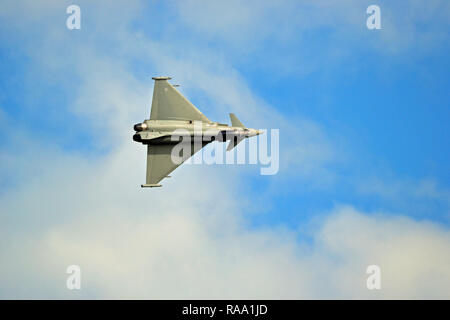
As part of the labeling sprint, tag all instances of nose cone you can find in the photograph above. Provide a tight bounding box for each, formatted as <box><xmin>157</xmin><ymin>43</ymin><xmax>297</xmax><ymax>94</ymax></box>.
<box><xmin>247</xmin><ymin>128</ymin><xmax>263</xmax><ymax>137</ymax></box>
<box><xmin>251</xmin><ymin>129</ymin><xmax>264</xmax><ymax>136</ymax></box>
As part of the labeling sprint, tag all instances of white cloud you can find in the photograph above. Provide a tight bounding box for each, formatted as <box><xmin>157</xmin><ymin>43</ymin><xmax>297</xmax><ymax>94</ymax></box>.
<box><xmin>357</xmin><ymin>175</ymin><xmax>450</xmax><ymax>222</ymax></box>
<box><xmin>0</xmin><ymin>0</ymin><xmax>339</xmax><ymax>183</ymax></box>
<box><xmin>1</xmin><ymin>154</ymin><xmax>449</xmax><ymax>299</ymax></box>
<box><xmin>170</xmin><ymin>0</ymin><xmax>450</xmax><ymax>71</ymax></box>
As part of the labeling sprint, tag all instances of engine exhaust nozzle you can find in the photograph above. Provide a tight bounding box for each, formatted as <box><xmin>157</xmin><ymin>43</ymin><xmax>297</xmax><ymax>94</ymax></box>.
<box><xmin>134</xmin><ymin>122</ymin><xmax>148</xmax><ymax>132</ymax></box>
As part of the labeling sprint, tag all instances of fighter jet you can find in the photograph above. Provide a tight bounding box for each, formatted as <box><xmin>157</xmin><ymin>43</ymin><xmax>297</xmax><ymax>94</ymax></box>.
<box><xmin>133</xmin><ymin>76</ymin><xmax>262</xmax><ymax>187</ymax></box>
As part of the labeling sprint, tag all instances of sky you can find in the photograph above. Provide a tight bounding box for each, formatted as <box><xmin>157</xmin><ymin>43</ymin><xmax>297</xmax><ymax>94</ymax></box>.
<box><xmin>0</xmin><ymin>0</ymin><xmax>449</xmax><ymax>299</ymax></box>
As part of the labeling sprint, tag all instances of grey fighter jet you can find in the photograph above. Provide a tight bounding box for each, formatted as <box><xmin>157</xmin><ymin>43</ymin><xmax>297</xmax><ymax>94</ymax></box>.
<box><xmin>133</xmin><ymin>77</ymin><xmax>261</xmax><ymax>188</ymax></box>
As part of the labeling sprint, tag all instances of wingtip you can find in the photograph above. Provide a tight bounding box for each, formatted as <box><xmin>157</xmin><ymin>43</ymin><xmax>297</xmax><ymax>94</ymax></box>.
<box><xmin>152</xmin><ymin>76</ymin><xmax>172</xmax><ymax>81</ymax></box>
<box><xmin>141</xmin><ymin>184</ymin><xmax>163</xmax><ymax>188</ymax></box>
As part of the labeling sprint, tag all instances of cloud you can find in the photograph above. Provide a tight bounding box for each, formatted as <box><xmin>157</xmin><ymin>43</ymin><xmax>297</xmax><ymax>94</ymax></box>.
<box><xmin>315</xmin><ymin>207</ymin><xmax>450</xmax><ymax>298</ymax></box>
<box><xmin>1</xmin><ymin>153</ymin><xmax>449</xmax><ymax>299</ymax></box>
<box><xmin>357</xmin><ymin>176</ymin><xmax>450</xmax><ymax>222</ymax></box>
<box><xmin>360</xmin><ymin>177</ymin><xmax>450</xmax><ymax>202</ymax></box>
<box><xmin>0</xmin><ymin>0</ymin><xmax>340</xmax><ymax>184</ymax></box>
<box><xmin>168</xmin><ymin>0</ymin><xmax>450</xmax><ymax>75</ymax></box>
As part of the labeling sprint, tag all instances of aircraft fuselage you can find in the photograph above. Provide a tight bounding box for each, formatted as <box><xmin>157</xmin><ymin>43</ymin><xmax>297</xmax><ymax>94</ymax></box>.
<box><xmin>133</xmin><ymin>120</ymin><xmax>261</xmax><ymax>145</ymax></box>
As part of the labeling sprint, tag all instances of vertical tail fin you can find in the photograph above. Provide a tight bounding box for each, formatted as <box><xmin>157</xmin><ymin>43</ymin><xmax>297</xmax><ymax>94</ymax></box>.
<box><xmin>229</xmin><ymin>113</ymin><xmax>244</xmax><ymax>128</ymax></box>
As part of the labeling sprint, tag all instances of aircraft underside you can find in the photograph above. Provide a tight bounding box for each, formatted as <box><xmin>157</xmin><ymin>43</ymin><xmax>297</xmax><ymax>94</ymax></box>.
<box><xmin>133</xmin><ymin>77</ymin><xmax>260</xmax><ymax>187</ymax></box>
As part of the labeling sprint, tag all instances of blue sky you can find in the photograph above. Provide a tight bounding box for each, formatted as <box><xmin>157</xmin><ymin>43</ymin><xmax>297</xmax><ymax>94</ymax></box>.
<box><xmin>0</xmin><ymin>0</ymin><xmax>449</xmax><ymax>299</ymax></box>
